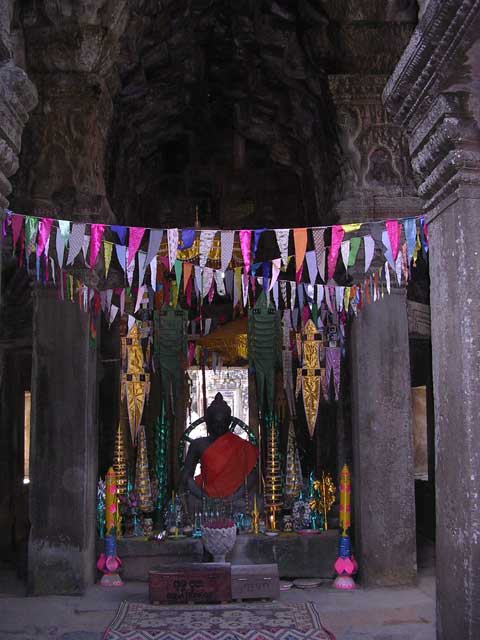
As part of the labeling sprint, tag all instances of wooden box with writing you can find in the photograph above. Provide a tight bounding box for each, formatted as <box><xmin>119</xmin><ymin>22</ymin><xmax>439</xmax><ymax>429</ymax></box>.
<box><xmin>231</xmin><ymin>564</ymin><xmax>280</xmax><ymax>600</ymax></box>
<box><xmin>149</xmin><ymin>563</ymin><xmax>232</xmax><ymax>604</ymax></box>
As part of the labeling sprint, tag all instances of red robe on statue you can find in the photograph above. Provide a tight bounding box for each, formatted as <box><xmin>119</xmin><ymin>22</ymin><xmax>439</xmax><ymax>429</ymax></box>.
<box><xmin>195</xmin><ymin>432</ymin><xmax>258</xmax><ymax>498</ymax></box>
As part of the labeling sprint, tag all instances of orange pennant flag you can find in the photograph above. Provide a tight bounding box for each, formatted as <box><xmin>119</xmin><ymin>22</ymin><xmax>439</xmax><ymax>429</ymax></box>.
<box><xmin>293</xmin><ymin>228</ymin><xmax>308</xmax><ymax>279</ymax></box>
<box><xmin>183</xmin><ymin>262</ymin><xmax>193</xmax><ymax>293</ymax></box>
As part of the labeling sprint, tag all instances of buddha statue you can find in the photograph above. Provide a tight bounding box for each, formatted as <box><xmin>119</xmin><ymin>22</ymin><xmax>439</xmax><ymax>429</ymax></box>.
<box><xmin>180</xmin><ymin>393</ymin><xmax>258</xmax><ymax>503</ymax></box>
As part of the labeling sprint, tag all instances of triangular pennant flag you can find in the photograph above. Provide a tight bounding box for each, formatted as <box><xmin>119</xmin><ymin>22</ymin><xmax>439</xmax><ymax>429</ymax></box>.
<box><xmin>382</xmin><ymin>230</ymin><xmax>395</xmax><ymax>271</ymax></box>
<box><xmin>274</xmin><ymin>229</ymin><xmax>290</xmax><ymax>268</ymax></box>
<box><xmin>183</xmin><ymin>262</ymin><xmax>193</xmax><ymax>294</ymax></box>
<box><xmin>167</xmin><ymin>228</ymin><xmax>179</xmax><ymax>271</ymax></box>
<box><xmin>127</xmin><ymin>227</ymin><xmax>145</xmax><ymax>267</ymax></box>
<box><xmin>253</xmin><ymin>229</ymin><xmax>266</xmax><ymax>259</ymax></box>
<box><xmin>404</xmin><ymin>218</ymin><xmax>417</xmax><ymax>262</ymax></box>
<box><xmin>221</xmin><ymin>230</ymin><xmax>235</xmax><ymax>271</ymax></box>
<box><xmin>364</xmin><ymin>235</ymin><xmax>375</xmax><ymax>272</ymax></box>
<box><xmin>316</xmin><ymin>284</ymin><xmax>324</xmax><ymax>307</ymax></box>
<box><xmin>106</xmin><ymin>289</ymin><xmax>113</xmax><ymax>311</ymax></box>
<box><xmin>348</xmin><ymin>237</ymin><xmax>361</xmax><ymax>267</ymax></box>
<box><xmin>11</xmin><ymin>215</ymin><xmax>24</xmax><ymax>249</ymax></box>
<box><xmin>104</xmin><ymin>241</ymin><xmax>113</xmax><ymax>278</ymax></box>
<box><xmin>58</xmin><ymin>220</ymin><xmax>70</xmax><ymax>242</ymax></box>
<box><xmin>225</xmin><ymin>269</ymin><xmax>234</xmax><ymax>296</ymax></box>
<box><xmin>199</xmin><ymin>229</ymin><xmax>217</xmax><ymax>268</ymax></box>
<box><xmin>56</xmin><ymin>228</ymin><xmax>66</xmax><ymax>268</ymax></box>
<box><xmin>242</xmin><ymin>273</ymin><xmax>249</xmax><ymax>307</ymax></box>
<box><xmin>111</xmin><ymin>226</ymin><xmax>127</xmax><ymax>244</ymax></box>
<box><xmin>66</xmin><ymin>223</ymin><xmax>85</xmax><ymax>265</ymax></box>
<box><xmin>127</xmin><ymin>258</ymin><xmax>135</xmax><ymax>286</ymax></box>
<box><xmin>194</xmin><ymin>266</ymin><xmax>202</xmax><ymax>296</ymax></box>
<box><xmin>325</xmin><ymin>285</ymin><xmax>334</xmax><ymax>313</ymax></box>
<box><xmin>312</xmin><ymin>228</ymin><xmax>326</xmax><ymax>282</ymax></box>
<box><xmin>385</xmin><ymin>261</ymin><xmax>391</xmax><ymax>294</ymax></box>
<box><xmin>36</xmin><ymin>218</ymin><xmax>53</xmax><ymax>257</ymax></box>
<box><xmin>335</xmin><ymin>286</ymin><xmax>345</xmax><ymax>312</ymax></box>
<box><xmin>273</xmin><ymin>281</ymin><xmax>279</xmax><ymax>309</ymax></box>
<box><xmin>290</xmin><ymin>282</ymin><xmax>297</xmax><ymax>310</ymax></box>
<box><xmin>89</xmin><ymin>224</ymin><xmax>105</xmax><ymax>269</ymax></box>
<box><xmin>280</xmin><ymin>280</ymin><xmax>287</xmax><ymax>307</ymax></box>
<box><xmin>135</xmin><ymin>285</ymin><xmax>146</xmax><ymax>313</ymax></box>
<box><xmin>150</xmin><ymin>256</ymin><xmax>157</xmax><ymax>290</ymax></box>
<box><xmin>145</xmin><ymin>228</ymin><xmax>163</xmax><ymax>266</ymax></box>
<box><xmin>180</xmin><ymin>228</ymin><xmax>195</xmax><ymax>250</ymax></box>
<box><xmin>120</xmin><ymin>289</ymin><xmax>126</xmax><ymax>315</ymax></box>
<box><xmin>233</xmin><ymin>268</ymin><xmax>241</xmax><ymax>307</ymax></box>
<box><xmin>137</xmin><ymin>251</ymin><xmax>148</xmax><ymax>285</ymax></box>
<box><xmin>328</xmin><ymin>226</ymin><xmax>344</xmax><ymax>281</ymax></box>
<box><xmin>25</xmin><ymin>216</ymin><xmax>38</xmax><ymax>257</ymax></box>
<box><xmin>174</xmin><ymin>259</ymin><xmax>183</xmax><ymax>290</ymax></box>
<box><xmin>239</xmin><ymin>230</ymin><xmax>252</xmax><ymax>274</ymax></box>
<box><xmin>115</xmin><ymin>244</ymin><xmax>126</xmax><ymax>272</ymax></box>
<box><xmin>395</xmin><ymin>251</ymin><xmax>403</xmax><ymax>285</ymax></box>
<box><xmin>82</xmin><ymin>234</ymin><xmax>90</xmax><ymax>261</ymax></box>
<box><xmin>385</xmin><ymin>220</ymin><xmax>400</xmax><ymax>262</ymax></box>
<box><xmin>344</xmin><ymin>286</ymin><xmax>350</xmax><ymax>312</ymax></box>
<box><xmin>269</xmin><ymin>258</ymin><xmax>281</xmax><ymax>291</ymax></box>
<box><xmin>109</xmin><ymin>304</ymin><xmax>119</xmax><ymax>325</ymax></box>
<box><xmin>305</xmin><ymin>251</ymin><xmax>318</xmax><ymax>285</ymax></box>
<box><xmin>341</xmin><ymin>240</ymin><xmax>350</xmax><ymax>271</ymax></box>
<box><xmin>293</xmin><ymin>228</ymin><xmax>308</xmax><ymax>281</ymax></box>
<box><xmin>127</xmin><ymin>314</ymin><xmax>136</xmax><ymax>334</ymax></box>
<box><xmin>214</xmin><ymin>270</ymin><xmax>226</xmax><ymax>296</ymax></box>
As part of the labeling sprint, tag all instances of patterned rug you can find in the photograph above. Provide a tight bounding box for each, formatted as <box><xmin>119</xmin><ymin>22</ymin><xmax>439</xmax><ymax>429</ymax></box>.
<box><xmin>103</xmin><ymin>601</ymin><xmax>336</xmax><ymax>640</ymax></box>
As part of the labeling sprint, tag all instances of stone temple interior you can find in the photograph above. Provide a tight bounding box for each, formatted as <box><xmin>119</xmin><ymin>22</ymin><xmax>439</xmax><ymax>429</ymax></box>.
<box><xmin>0</xmin><ymin>2</ymin><xmax>479</xmax><ymax>639</ymax></box>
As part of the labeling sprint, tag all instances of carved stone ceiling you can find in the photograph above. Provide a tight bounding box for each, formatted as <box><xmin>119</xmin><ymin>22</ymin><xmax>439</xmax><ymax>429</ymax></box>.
<box><xmin>9</xmin><ymin>0</ymin><xmax>419</xmax><ymax>229</ymax></box>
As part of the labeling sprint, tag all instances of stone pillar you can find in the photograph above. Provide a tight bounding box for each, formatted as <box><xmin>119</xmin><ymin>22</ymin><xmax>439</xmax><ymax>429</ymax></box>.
<box><xmin>28</xmin><ymin>288</ymin><xmax>98</xmax><ymax>595</ymax></box>
<box><xmin>384</xmin><ymin>2</ymin><xmax>480</xmax><ymax>637</ymax></box>
<box><xmin>350</xmin><ymin>290</ymin><xmax>416</xmax><ymax>587</ymax></box>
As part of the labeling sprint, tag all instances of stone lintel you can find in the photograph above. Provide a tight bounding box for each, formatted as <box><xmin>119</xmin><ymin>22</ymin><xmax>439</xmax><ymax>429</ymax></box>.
<box><xmin>383</xmin><ymin>0</ymin><xmax>480</xmax><ymax>127</ymax></box>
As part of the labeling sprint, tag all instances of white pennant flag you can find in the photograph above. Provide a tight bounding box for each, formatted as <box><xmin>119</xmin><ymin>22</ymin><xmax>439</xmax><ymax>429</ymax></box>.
<box><xmin>150</xmin><ymin>257</ymin><xmax>157</xmax><ymax>290</ymax></box>
<box><xmin>385</xmin><ymin>262</ymin><xmax>391</xmax><ymax>294</ymax></box>
<box><xmin>194</xmin><ymin>266</ymin><xmax>203</xmax><ymax>295</ymax></box>
<box><xmin>364</xmin><ymin>235</ymin><xmax>375</xmax><ymax>272</ymax></box>
<box><xmin>214</xmin><ymin>270</ymin><xmax>226</xmax><ymax>296</ymax></box>
<box><xmin>167</xmin><ymin>228</ymin><xmax>178</xmax><ymax>271</ymax></box>
<box><xmin>221</xmin><ymin>230</ymin><xmax>235</xmax><ymax>271</ymax></box>
<box><xmin>290</xmin><ymin>282</ymin><xmax>297</xmax><ymax>310</ymax></box>
<box><xmin>199</xmin><ymin>230</ymin><xmax>217</xmax><ymax>268</ymax></box>
<box><xmin>275</xmin><ymin>229</ymin><xmax>290</xmax><ymax>267</ymax></box>
<box><xmin>336</xmin><ymin>286</ymin><xmax>345</xmax><ymax>312</ymax></box>
<box><xmin>127</xmin><ymin>314</ymin><xmax>136</xmax><ymax>334</ymax></box>
<box><xmin>242</xmin><ymin>274</ymin><xmax>249</xmax><ymax>308</ymax></box>
<box><xmin>109</xmin><ymin>304</ymin><xmax>119</xmax><ymax>325</ymax></box>
<box><xmin>395</xmin><ymin>251</ymin><xmax>403</xmax><ymax>285</ymax></box>
<box><xmin>341</xmin><ymin>240</ymin><xmax>350</xmax><ymax>271</ymax></box>
<box><xmin>202</xmin><ymin>267</ymin><xmax>214</xmax><ymax>299</ymax></box>
<box><xmin>106</xmin><ymin>289</ymin><xmax>113</xmax><ymax>311</ymax></box>
<box><xmin>127</xmin><ymin>258</ymin><xmax>135</xmax><ymax>286</ymax></box>
<box><xmin>316</xmin><ymin>284</ymin><xmax>324</xmax><ymax>307</ymax></box>
<box><xmin>135</xmin><ymin>285</ymin><xmax>146</xmax><ymax>313</ymax></box>
<box><xmin>56</xmin><ymin>229</ymin><xmax>66</xmax><ymax>268</ymax></box>
<box><xmin>82</xmin><ymin>234</ymin><xmax>90</xmax><ymax>261</ymax></box>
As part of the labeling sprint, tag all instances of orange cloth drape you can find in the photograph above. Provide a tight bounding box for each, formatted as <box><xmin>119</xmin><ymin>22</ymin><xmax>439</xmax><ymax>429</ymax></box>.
<box><xmin>195</xmin><ymin>432</ymin><xmax>258</xmax><ymax>498</ymax></box>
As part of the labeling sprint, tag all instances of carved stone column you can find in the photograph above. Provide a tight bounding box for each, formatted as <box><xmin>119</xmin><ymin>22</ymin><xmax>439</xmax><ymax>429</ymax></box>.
<box><xmin>350</xmin><ymin>290</ymin><xmax>417</xmax><ymax>587</ymax></box>
<box><xmin>384</xmin><ymin>2</ymin><xmax>480</xmax><ymax>637</ymax></box>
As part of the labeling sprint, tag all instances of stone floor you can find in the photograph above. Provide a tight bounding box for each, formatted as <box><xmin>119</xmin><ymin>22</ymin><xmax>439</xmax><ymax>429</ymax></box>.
<box><xmin>0</xmin><ymin>566</ymin><xmax>435</xmax><ymax>640</ymax></box>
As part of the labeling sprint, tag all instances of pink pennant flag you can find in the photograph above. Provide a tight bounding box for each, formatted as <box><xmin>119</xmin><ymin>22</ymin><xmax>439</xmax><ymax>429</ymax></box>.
<box><xmin>328</xmin><ymin>226</ymin><xmax>344</xmax><ymax>281</ymax></box>
<box><xmin>293</xmin><ymin>228</ymin><xmax>308</xmax><ymax>282</ymax></box>
<box><xmin>89</xmin><ymin>224</ymin><xmax>106</xmax><ymax>269</ymax></box>
<box><xmin>127</xmin><ymin>227</ymin><xmax>145</xmax><ymax>267</ymax></box>
<box><xmin>11</xmin><ymin>215</ymin><xmax>24</xmax><ymax>249</ymax></box>
<box><xmin>36</xmin><ymin>218</ymin><xmax>53</xmax><ymax>257</ymax></box>
<box><xmin>239</xmin><ymin>230</ymin><xmax>252</xmax><ymax>274</ymax></box>
<box><xmin>385</xmin><ymin>220</ymin><xmax>400</xmax><ymax>262</ymax></box>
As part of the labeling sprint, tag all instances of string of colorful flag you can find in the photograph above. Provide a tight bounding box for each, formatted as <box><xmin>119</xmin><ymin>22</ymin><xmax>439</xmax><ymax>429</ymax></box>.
<box><xmin>2</xmin><ymin>210</ymin><xmax>428</xmax><ymax>325</ymax></box>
